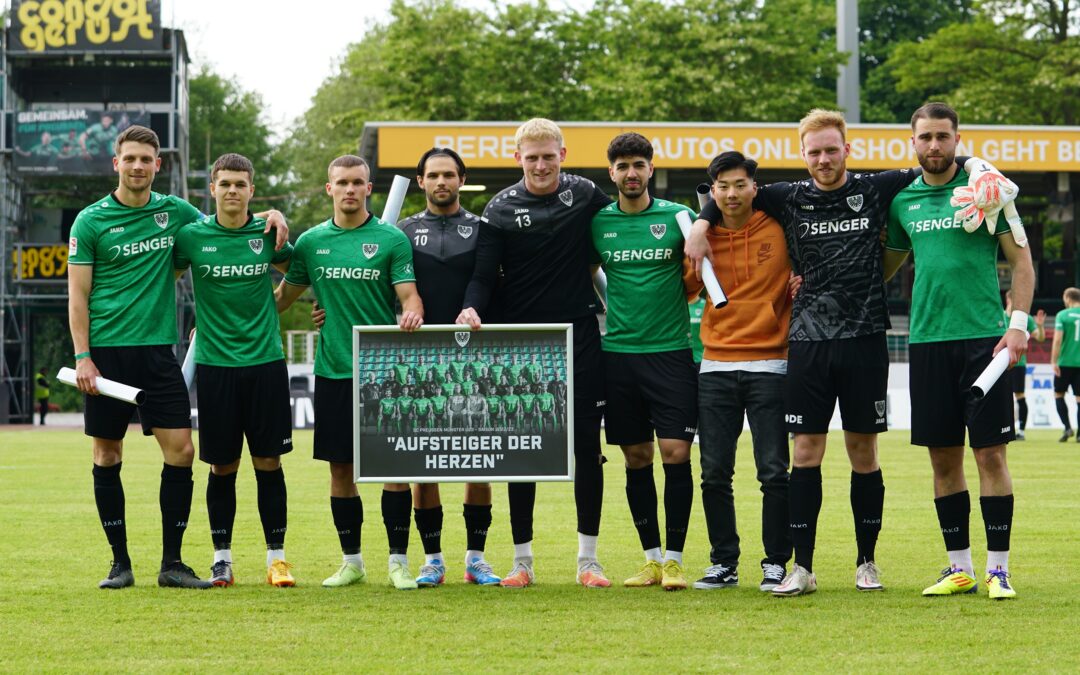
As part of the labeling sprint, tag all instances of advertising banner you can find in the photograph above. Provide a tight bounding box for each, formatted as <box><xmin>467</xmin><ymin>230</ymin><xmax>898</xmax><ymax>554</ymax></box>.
<box><xmin>354</xmin><ymin>325</ymin><xmax>573</xmax><ymax>483</ymax></box>
<box><xmin>9</xmin><ymin>0</ymin><xmax>162</xmax><ymax>53</ymax></box>
<box><xmin>14</xmin><ymin>109</ymin><xmax>149</xmax><ymax>175</ymax></box>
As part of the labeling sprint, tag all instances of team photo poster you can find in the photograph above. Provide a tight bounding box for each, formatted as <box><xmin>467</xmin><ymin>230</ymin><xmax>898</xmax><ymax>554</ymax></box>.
<box><xmin>353</xmin><ymin>324</ymin><xmax>573</xmax><ymax>483</ymax></box>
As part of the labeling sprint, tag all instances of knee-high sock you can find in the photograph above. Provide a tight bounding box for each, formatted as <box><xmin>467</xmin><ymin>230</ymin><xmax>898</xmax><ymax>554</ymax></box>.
<box><xmin>93</xmin><ymin>463</ymin><xmax>129</xmax><ymax>565</ymax></box>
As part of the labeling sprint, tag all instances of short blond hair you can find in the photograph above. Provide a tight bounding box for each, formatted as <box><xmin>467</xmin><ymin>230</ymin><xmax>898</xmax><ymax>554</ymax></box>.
<box><xmin>799</xmin><ymin>109</ymin><xmax>847</xmax><ymax>144</ymax></box>
<box><xmin>1065</xmin><ymin>287</ymin><xmax>1080</xmax><ymax>304</ymax></box>
<box><xmin>515</xmin><ymin>118</ymin><xmax>563</xmax><ymax>149</ymax></box>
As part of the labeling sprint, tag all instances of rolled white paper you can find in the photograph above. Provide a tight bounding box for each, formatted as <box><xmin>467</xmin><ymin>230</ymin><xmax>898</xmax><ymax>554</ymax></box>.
<box><xmin>181</xmin><ymin>332</ymin><xmax>197</xmax><ymax>388</ymax></box>
<box><xmin>676</xmin><ymin>210</ymin><xmax>728</xmax><ymax>309</ymax></box>
<box><xmin>381</xmin><ymin>175</ymin><xmax>411</xmax><ymax>226</ymax></box>
<box><xmin>57</xmin><ymin>367</ymin><xmax>146</xmax><ymax>405</ymax></box>
<box><xmin>593</xmin><ymin>267</ymin><xmax>608</xmax><ymax>306</ymax></box>
<box><xmin>696</xmin><ymin>182</ymin><xmax>712</xmax><ymax>210</ymax></box>
<box><xmin>970</xmin><ymin>349</ymin><xmax>1011</xmax><ymax>399</ymax></box>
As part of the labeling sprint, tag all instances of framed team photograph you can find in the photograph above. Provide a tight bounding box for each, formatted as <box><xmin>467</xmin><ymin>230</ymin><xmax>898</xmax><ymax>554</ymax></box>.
<box><xmin>353</xmin><ymin>324</ymin><xmax>574</xmax><ymax>483</ymax></box>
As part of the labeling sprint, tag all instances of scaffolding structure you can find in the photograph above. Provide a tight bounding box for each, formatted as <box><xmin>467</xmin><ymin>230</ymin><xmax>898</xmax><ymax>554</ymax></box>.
<box><xmin>1</xmin><ymin>9</ymin><xmax>190</xmax><ymax>423</ymax></box>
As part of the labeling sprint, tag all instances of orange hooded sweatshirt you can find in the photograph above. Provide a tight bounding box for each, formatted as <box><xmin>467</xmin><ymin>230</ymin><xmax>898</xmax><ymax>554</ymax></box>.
<box><xmin>683</xmin><ymin>209</ymin><xmax>791</xmax><ymax>362</ymax></box>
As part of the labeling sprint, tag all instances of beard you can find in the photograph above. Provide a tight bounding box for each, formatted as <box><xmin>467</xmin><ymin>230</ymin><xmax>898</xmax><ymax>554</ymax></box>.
<box><xmin>918</xmin><ymin>151</ymin><xmax>955</xmax><ymax>175</ymax></box>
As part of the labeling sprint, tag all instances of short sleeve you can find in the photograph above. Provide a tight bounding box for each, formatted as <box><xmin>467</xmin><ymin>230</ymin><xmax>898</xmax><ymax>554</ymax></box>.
<box><xmin>283</xmin><ymin>236</ymin><xmax>310</xmax><ymax>287</ymax></box>
<box><xmin>174</xmin><ymin>198</ymin><xmax>205</xmax><ymax>227</ymax></box>
<box><xmin>1055</xmin><ymin>313</ymin><xmax>1065</xmax><ymax>330</ymax></box>
<box><xmin>885</xmin><ymin>203</ymin><xmax>911</xmax><ymax>252</ymax></box>
<box><xmin>173</xmin><ymin>228</ymin><xmax>191</xmax><ymax>271</ymax></box>
<box><xmin>68</xmin><ymin>212</ymin><xmax>97</xmax><ymax>265</ymax></box>
<box><xmin>753</xmin><ymin>182</ymin><xmax>795</xmax><ymax>222</ymax></box>
<box><xmin>867</xmin><ymin>169</ymin><xmax>919</xmax><ymax>203</ymax></box>
<box><xmin>271</xmin><ymin>240</ymin><xmax>293</xmax><ymax>264</ymax></box>
<box><xmin>389</xmin><ymin>233</ymin><xmax>416</xmax><ymax>285</ymax></box>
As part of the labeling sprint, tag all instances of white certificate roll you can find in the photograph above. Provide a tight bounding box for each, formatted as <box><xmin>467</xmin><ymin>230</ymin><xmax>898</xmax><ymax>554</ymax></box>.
<box><xmin>381</xmin><ymin>175</ymin><xmax>411</xmax><ymax>226</ymax></box>
<box><xmin>970</xmin><ymin>349</ymin><xmax>1011</xmax><ymax>399</ymax></box>
<box><xmin>593</xmin><ymin>267</ymin><xmax>608</xmax><ymax>305</ymax></box>
<box><xmin>57</xmin><ymin>367</ymin><xmax>146</xmax><ymax>405</ymax></box>
<box><xmin>181</xmin><ymin>332</ymin><xmax>197</xmax><ymax>389</ymax></box>
<box><xmin>675</xmin><ymin>210</ymin><xmax>728</xmax><ymax>309</ymax></box>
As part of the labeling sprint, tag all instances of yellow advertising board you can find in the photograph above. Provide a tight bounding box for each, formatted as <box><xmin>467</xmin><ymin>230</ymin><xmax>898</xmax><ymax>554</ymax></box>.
<box><xmin>11</xmin><ymin>243</ymin><xmax>69</xmax><ymax>282</ymax></box>
<box><xmin>375</xmin><ymin>122</ymin><xmax>1080</xmax><ymax>172</ymax></box>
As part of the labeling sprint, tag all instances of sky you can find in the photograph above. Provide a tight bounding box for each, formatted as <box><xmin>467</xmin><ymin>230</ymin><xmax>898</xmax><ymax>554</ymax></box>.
<box><xmin>164</xmin><ymin>0</ymin><xmax>394</xmax><ymax>137</ymax></box>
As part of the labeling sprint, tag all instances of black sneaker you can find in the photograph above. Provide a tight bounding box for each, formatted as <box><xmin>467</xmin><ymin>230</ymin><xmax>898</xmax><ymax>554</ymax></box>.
<box><xmin>1059</xmin><ymin>428</ymin><xmax>1074</xmax><ymax>442</ymax></box>
<box><xmin>760</xmin><ymin>562</ymin><xmax>786</xmax><ymax>592</ymax></box>
<box><xmin>693</xmin><ymin>564</ymin><xmax>738</xmax><ymax>589</ymax></box>
<box><xmin>158</xmin><ymin>561</ymin><xmax>213</xmax><ymax>589</ymax></box>
<box><xmin>99</xmin><ymin>560</ymin><xmax>134</xmax><ymax>589</ymax></box>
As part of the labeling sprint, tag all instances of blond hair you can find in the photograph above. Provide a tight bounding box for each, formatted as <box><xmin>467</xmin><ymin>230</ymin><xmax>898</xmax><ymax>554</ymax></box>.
<box><xmin>515</xmin><ymin>118</ymin><xmax>563</xmax><ymax>149</ymax></box>
<box><xmin>799</xmin><ymin>109</ymin><xmax>847</xmax><ymax>144</ymax></box>
<box><xmin>1065</xmin><ymin>287</ymin><xmax>1080</xmax><ymax>304</ymax></box>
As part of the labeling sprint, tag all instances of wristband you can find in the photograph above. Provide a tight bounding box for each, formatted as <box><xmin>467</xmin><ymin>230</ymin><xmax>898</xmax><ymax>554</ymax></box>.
<box><xmin>1008</xmin><ymin>311</ymin><xmax>1030</xmax><ymax>339</ymax></box>
<box><xmin>74</xmin><ymin>351</ymin><xmax>91</xmax><ymax>361</ymax></box>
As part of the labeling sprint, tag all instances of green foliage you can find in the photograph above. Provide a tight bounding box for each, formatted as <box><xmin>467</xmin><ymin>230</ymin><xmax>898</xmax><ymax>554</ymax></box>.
<box><xmin>31</xmin><ymin>315</ymin><xmax>82</xmax><ymax>412</ymax></box>
<box><xmin>885</xmin><ymin>0</ymin><xmax>1080</xmax><ymax>125</ymax></box>
<box><xmin>1</xmin><ymin>429</ymin><xmax>1076</xmax><ymax>670</ymax></box>
<box><xmin>188</xmin><ymin>68</ymin><xmax>287</xmax><ymax>212</ymax></box>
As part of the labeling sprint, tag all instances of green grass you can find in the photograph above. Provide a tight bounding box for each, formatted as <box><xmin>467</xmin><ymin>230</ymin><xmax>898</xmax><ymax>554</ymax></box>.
<box><xmin>1</xmin><ymin>428</ymin><xmax>1077</xmax><ymax>673</ymax></box>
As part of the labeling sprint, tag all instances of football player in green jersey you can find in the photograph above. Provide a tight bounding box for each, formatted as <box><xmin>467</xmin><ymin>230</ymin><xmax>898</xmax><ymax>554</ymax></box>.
<box><xmin>1051</xmin><ymin>287</ymin><xmax>1080</xmax><ymax>440</ymax></box>
<box><xmin>68</xmin><ymin>125</ymin><xmax>286</xmax><ymax>590</ymax></box>
<box><xmin>591</xmin><ymin>132</ymin><xmax>697</xmax><ymax>590</ymax></box>
<box><xmin>884</xmin><ymin>103</ymin><xmax>1032</xmax><ymax>599</ymax></box>
<box><xmin>1004</xmin><ymin>290</ymin><xmax>1045</xmax><ymax>440</ymax></box>
<box><xmin>175</xmin><ymin>153</ymin><xmax>295</xmax><ymax>588</ymax></box>
<box><xmin>274</xmin><ymin>155</ymin><xmax>423</xmax><ymax>590</ymax></box>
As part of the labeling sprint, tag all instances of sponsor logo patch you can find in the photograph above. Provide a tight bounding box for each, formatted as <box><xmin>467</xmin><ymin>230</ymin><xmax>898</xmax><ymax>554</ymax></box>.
<box><xmin>68</xmin><ymin>237</ymin><xmax>78</xmax><ymax>256</ymax></box>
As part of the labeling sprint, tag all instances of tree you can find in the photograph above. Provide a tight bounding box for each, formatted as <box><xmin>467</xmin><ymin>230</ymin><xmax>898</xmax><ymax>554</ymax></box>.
<box><xmin>885</xmin><ymin>0</ymin><xmax>1080</xmax><ymax>125</ymax></box>
<box><xmin>188</xmin><ymin>68</ymin><xmax>287</xmax><ymax>211</ymax></box>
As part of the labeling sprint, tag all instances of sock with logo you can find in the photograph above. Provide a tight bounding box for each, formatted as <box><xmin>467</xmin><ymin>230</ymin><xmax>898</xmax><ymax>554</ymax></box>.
<box><xmin>330</xmin><ymin>495</ymin><xmax>363</xmax><ymax>555</ymax></box>
<box><xmin>1016</xmin><ymin>398</ymin><xmax>1028</xmax><ymax>431</ymax></box>
<box><xmin>414</xmin><ymin>506</ymin><xmax>443</xmax><ymax>556</ymax></box>
<box><xmin>255</xmin><ymin>467</ymin><xmax>287</xmax><ymax>550</ymax></box>
<box><xmin>788</xmin><ymin>466</ymin><xmax>822</xmax><ymax>573</ymax></box>
<box><xmin>663</xmin><ymin>461</ymin><xmax>693</xmax><ymax>556</ymax></box>
<box><xmin>934</xmin><ymin>490</ymin><xmax>972</xmax><ymax>574</ymax></box>
<box><xmin>382</xmin><ymin>489</ymin><xmax>412</xmax><ymax>555</ymax></box>
<box><xmin>1056</xmin><ymin>397</ymin><xmax>1071</xmax><ymax>430</ymax></box>
<box><xmin>463</xmin><ymin>503</ymin><xmax>492</xmax><ymax>553</ymax></box>
<box><xmin>850</xmin><ymin>469</ymin><xmax>884</xmax><ymax>566</ymax></box>
<box><xmin>625</xmin><ymin>465</ymin><xmax>661</xmax><ymax>552</ymax></box>
<box><xmin>93</xmin><ymin>463</ymin><xmax>130</xmax><ymax>566</ymax></box>
<box><xmin>160</xmin><ymin>464</ymin><xmax>193</xmax><ymax>564</ymax></box>
<box><xmin>508</xmin><ymin>482</ymin><xmax>535</xmax><ymax>545</ymax></box>
<box><xmin>206</xmin><ymin>470</ymin><xmax>238</xmax><ymax>553</ymax></box>
<box><xmin>981</xmin><ymin>494</ymin><xmax>1014</xmax><ymax>573</ymax></box>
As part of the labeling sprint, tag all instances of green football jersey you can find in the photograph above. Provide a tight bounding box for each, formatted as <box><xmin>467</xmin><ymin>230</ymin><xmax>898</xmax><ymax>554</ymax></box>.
<box><xmin>397</xmin><ymin>395</ymin><xmax>415</xmax><ymax>414</ymax></box>
<box><xmin>69</xmin><ymin>191</ymin><xmax>204</xmax><ymax>347</ymax></box>
<box><xmin>380</xmin><ymin>397</ymin><xmax>397</xmax><ymax>416</ymax></box>
<box><xmin>431</xmin><ymin>395</ymin><xmax>448</xmax><ymax>414</ymax></box>
<box><xmin>414</xmin><ymin>397</ymin><xmax>432</xmax><ymax>416</ymax></box>
<box><xmin>486</xmin><ymin>395</ymin><xmax>503</xmax><ymax>414</ymax></box>
<box><xmin>886</xmin><ymin>171</ymin><xmax>1011</xmax><ymax>344</ymax></box>
<box><xmin>174</xmin><ymin>216</ymin><xmax>291</xmax><ymax>367</ymax></box>
<box><xmin>449</xmin><ymin>361</ymin><xmax>468</xmax><ymax>383</ymax></box>
<box><xmin>469</xmin><ymin>360</ymin><xmax>487</xmax><ymax>378</ymax></box>
<box><xmin>284</xmin><ymin>216</ymin><xmax>415</xmax><ymax>379</ymax></box>
<box><xmin>520</xmin><ymin>393</ymin><xmax>537</xmax><ymax>414</ymax></box>
<box><xmin>688</xmin><ymin>298</ymin><xmax>706</xmax><ymax>363</ymax></box>
<box><xmin>441</xmin><ymin>382</ymin><xmax>457</xmax><ymax>398</ymax></box>
<box><xmin>523</xmin><ymin>363</ymin><xmax>542</xmax><ymax>384</ymax></box>
<box><xmin>489</xmin><ymin>364</ymin><xmax>505</xmax><ymax>383</ymax></box>
<box><xmin>591</xmin><ymin>199</ymin><xmax>693</xmax><ymax>353</ymax></box>
<box><xmin>432</xmin><ymin>363</ymin><xmax>451</xmax><ymax>383</ymax></box>
<box><xmin>462</xmin><ymin>380</ymin><xmax>477</xmax><ymax>395</ymax></box>
<box><xmin>392</xmin><ymin>363</ymin><xmax>411</xmax><ymax>385</ymax></box>
<box><xmin>507</xmin><ymin>365</ymin><xmax>525</xmax><ymax>385</ymax></box>
<box><xmin>503</xmin><ymin>394</ymin><xmax>521</xmax><ymax>415</ymax></box>
<box><xmin>1055</xmin><ymin>307</ymin><xmax>1080</xmax><ymax>367</ymax></box>
<box><xmin>538</xmin><ymin>392</ymin><xmax>555</xmax><ymax>413</ymax></box>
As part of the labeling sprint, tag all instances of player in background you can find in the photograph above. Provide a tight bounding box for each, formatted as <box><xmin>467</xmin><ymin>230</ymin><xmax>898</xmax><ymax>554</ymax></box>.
<box><xmin>1004</xmin><ymin>290</ymin><xmax>1045</xmax><ymax>440</ymax></box>
<box><xmin>1051</xmin><ymin>287</ymin><xmax>1080</xmax><ymax>441</ymax></box>
<box><xmin>174</xmin><ymin>153</ymin><xmax>295</xmax><ymax>588</ymax></box>
<box><xmin>361</xmin><ymin>372</ymin><xmax>382</xmax><ymax>428</ymax></box>
<box><xmin>685</xmin><ymin>151</ymin><xmax>794</xmax><ymax>593</ymax></box>
<box><xmin>458</xmin><ymin>118</ymin><xmax>614</xmax><ymax>588</ymax></box>
<box><xmin>590</xmin><ymin>132</ymin><xmax>697</xmax><ymax>591</ymax></box>
<box><xmin>68</xmin><ymin>125</ymin><xmax>286</xmax><ymax>590</ymax></box>
<box><xmin>884</xmin><ymin>102</ymin><xmax>1031</xmax><ymax>599</ymax></box>
<box><xmin>275</xmin><ymin>155</ymin><xmax>423</xmax><ymax>590</ymax></box>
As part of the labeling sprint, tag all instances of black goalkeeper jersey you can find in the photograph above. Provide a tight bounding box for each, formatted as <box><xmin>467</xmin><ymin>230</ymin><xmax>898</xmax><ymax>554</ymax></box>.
<box><xmin>702</xmin><ymin>169</ymin><xmax>917</xmax><ymax>341</ymax></box>
<box><xmin>398</xmin><ymin>208</ymin><xmax>481</xmax><ymax>324</ymax></box>
<box><xmin>464</xmin><ymin>174</ymin><xmax>613</xmax><ymax>323</ymax></box>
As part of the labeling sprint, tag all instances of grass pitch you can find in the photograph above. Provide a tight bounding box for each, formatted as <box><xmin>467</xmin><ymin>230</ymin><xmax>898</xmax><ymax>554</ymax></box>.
<box><xmin>1</xmin><ymin>427</ymin><xmax>1077</xmax><ymax>673</ymax></box>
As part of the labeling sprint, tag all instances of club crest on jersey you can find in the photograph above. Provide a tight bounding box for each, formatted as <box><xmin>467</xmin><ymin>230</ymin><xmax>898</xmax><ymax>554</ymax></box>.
<box><xmin>455</xmin><ymin>331</ymin><xmax>471</xmax><ymax>348</ymax></box>
<box><xmin>457</xmin><ymin>224</ymin><xmax>473</xmax><ymax>239</ymax></box>
<box><xmin>154</xmin><ymin>212</ymin><xmax>169</xmax><ymax>228</ymax></box>
<box><xmin>558</xmin><ymin>190</ymin><xmax>574</xmax><ymax>207</ymax></box>
<box><xmin>362</xmin><ymin>243</ymin><xmax>379</xmax><ymax>259</ymax></box>
<box><xmin>875</xmin><ymin>400</ymin><xmax>886</xmax><ymax>416</ymax></box>
<box><xmin>248</xmin><ymin>239</ymin><xmax>263</xmax><ymax>255</ymax></box>
<box><xmin>649</xmin><ymin>223</ymin><xmax>666</xmax><ymax>240</ymax></box>
<box><xmin>847</xmin><ymin>194</ymin><xmax>864</xmax><ymax>212</ymax></box>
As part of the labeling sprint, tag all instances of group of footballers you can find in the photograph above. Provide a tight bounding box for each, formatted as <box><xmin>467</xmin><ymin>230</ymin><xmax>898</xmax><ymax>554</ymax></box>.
<box><xmin>69</xmin><ymin>101</ymin><xmax>1027</xmax><ymax>600</ymax></box>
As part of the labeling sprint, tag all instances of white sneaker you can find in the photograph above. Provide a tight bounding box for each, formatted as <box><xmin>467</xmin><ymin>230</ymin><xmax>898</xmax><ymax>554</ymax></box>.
<box><xmin>772</xmin><ymin>564</ymin><xmax>817</xmax><ymax>597</ymax></box>
<box><xmin>855</xmin><ymin>561</ymin><xmax>884</xmax><ymax>591</ymax></box>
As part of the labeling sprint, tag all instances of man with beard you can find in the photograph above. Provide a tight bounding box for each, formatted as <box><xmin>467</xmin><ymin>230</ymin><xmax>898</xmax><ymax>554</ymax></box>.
<box><xmin>590</xmin><ymin>132</ymin><xmax>697</xmax><ymax>591</ymax></box>
<box><xmin>884</xmin><ymin>102</ymin><xmax>1030</xmax><ymax>600</ymax></box>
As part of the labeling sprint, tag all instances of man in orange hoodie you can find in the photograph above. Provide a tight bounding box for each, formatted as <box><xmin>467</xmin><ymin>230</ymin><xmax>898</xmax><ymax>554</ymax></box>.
<box><xmin>684</xmin><ymin>151</ymin><xmax>794</xmax><ymax>592</ymax></box>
